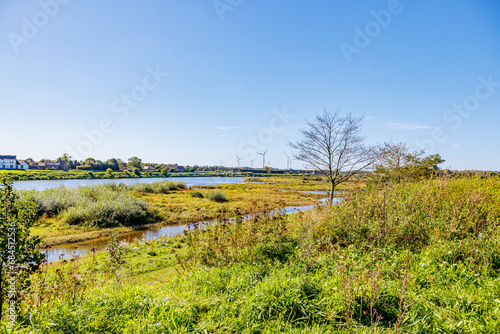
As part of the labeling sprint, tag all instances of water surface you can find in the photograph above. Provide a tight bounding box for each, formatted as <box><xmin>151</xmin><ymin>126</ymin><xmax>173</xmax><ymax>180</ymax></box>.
<box><xmin>13</xmin><ymin>176</ymin><xmax>244</xmax><ymax>191</ymax></box>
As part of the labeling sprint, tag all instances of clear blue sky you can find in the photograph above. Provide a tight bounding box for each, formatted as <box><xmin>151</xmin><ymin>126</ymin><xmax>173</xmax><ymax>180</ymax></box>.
<box><xmin>1</xmin><ymin>0</ymin><xmax>499</xmax><ymax>170</ymax></box>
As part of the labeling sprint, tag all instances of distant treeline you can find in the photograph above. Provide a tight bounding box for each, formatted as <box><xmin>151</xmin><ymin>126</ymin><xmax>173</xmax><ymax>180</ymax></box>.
<box><xmin>439</xmin><ymin>169</ymin><xmax>499</xmax><ymax>178</ymax></box>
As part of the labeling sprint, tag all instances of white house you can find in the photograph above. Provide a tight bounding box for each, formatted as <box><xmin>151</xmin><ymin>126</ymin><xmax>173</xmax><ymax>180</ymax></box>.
<box><xmin>0</xmin><ymin>155</ymin><xmax>30</xmax><ymax>170</ymax></box>
<box><xmin>17</xmin><ymin>160</ymin><xmax>30</xmax><ymax>170</ymax></box>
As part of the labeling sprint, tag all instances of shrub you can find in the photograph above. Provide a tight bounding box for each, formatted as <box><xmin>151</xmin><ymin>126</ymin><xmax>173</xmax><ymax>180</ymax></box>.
<box><xmin>205</xmin><ymin>190</ymin><xmax>227</xmax><ymax>203</ymax></box>
<box><xmin>130</xmin><ymin>181</ymin><xmax>185</xmax><ymax>194</ymax></box>
<box><xmin>190</xmin><ymin>190</ymin><xmax>204</xmax><ymax>198</ymax></box>
<box><xmin>19</xmin><ymin>185</ymin><xmax>158</xmax><ymax>227</ymax></box>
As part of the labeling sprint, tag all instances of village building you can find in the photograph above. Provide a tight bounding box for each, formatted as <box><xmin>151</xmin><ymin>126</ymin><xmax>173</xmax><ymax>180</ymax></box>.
<box><xmin>0</xmin><ymin>155</ymin><xmax>30</xmax><ymax>170</ymax></box>
<box><xmin>30</xmin><ymin>160</ymin><xmax>69</xmax><ymax>170</ymax></box>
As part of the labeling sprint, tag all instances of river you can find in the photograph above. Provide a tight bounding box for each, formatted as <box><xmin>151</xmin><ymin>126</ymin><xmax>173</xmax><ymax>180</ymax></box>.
<box><xmin>13</xmin><ymin>176</ymin><xmax>244</xmax><ymax>191</ymax></box>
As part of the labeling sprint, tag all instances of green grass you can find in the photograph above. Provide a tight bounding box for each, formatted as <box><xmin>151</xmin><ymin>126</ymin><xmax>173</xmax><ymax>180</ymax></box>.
<box><xmin>1</xmin><ymin>169</ymin><xmax>308</xmax><ymax>181</ymax></box>
<box><xmin>28</xmin><ymin>177</ymin><xmax>330</xmax><ymax>247</ymax></box>
<box><xmin>10</xmin><ymin>176</ymin><xmax>500</xmax><ymax>332</ymax></box>
<box><xmin>0</xmin><ymin>169</ymin><xmax>151</xmax><ymax>180</ymax></box>
<box><xmin>0</xmin><ymin>169</ymin><xmax>229</xmax><ymax>181</ymax></box>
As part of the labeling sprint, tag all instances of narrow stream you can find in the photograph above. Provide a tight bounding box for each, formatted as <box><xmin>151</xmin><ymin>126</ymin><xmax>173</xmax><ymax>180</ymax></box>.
<box><xmin>44</xmin><ymin>194</ymin><xmax>342</xmax><ymax>263</ymax></box>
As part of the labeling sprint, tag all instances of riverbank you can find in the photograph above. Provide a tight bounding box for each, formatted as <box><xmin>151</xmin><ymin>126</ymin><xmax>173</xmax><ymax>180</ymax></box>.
<box><xmin>32</xmin><ymin>176</ymin><xmax>351</xmax><ymax>248</ymax></box>
<box><xmin>2</xmin><ymin>168</ymin><xmax>310</xmax><ymax>181</ymax></box>
<box><xmin>1</xmin><ymin>169</ymin><xmax>242</xmax><ymax>181</ymax></box>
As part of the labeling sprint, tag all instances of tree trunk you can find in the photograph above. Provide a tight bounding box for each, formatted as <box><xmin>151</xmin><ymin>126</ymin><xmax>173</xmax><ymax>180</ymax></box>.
<box><xmin>330</xmin><ymin>181</ymin><xmax>335</xmax><ymax>204</ymax></box>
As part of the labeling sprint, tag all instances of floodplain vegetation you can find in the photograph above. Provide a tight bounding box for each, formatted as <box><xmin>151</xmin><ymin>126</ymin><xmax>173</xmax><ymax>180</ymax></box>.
<box><xmin>5</xmin><ymin>175</ymin><xmax>500</xmax><ymax>333</ymax></box>
<box><xmin>24</xmin><ymin>176</ymin><xmax>333</xmax><ymax>247</ymax></box>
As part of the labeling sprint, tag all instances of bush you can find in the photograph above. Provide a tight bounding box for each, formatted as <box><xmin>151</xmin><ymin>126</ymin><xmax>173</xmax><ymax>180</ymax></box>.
<box><xmin>205</xmin><ymin>190</ymin><xmax>227</xmax><ymax>203</ymax></box>
<box><xmin>19</xmin><ymin>185</ymin><xmax>159</xmax><ymax>227</ymax></box>
<box><xmin>130</xmin><ymin>181</ymin><xmax>185</xmax><ymax>194</ymax></box>
<box><xmin>60</xmin><ymin>193</ymin><xmax>150</xmax><ymax>227</ymax></box>
<box><xmin>190</xmin><ymin>190</ymin><xmax>204</xmax><ymax>198</ymax></box>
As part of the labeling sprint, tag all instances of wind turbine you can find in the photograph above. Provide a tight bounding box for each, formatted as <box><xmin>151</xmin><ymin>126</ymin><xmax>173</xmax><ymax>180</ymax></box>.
<box><xmin>257</xmin><ymin>149</ymin><xmax>268</xmax><ymax>169</ymax></box>
<box><xmin>284</xmin><ymin>152</ymin><xmax>290</xmax><ymax>170</ymax></box>
<box><xmin>235</xmin><ymin>155</ymin><xmax>242</xmax><ymax>169</ymax></box>
<box><xmin>249</xmin><ymin>158</ymin><xmax>255</xmax><ymax>168</ymax></box>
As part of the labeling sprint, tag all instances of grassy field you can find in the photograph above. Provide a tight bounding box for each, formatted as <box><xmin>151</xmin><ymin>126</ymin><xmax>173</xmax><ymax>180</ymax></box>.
<box><xmin>8</xmin><ymin>175</ymin><xmax>500</xmax><ymax>332</ymax></box>
<box><xmin>27</xmin><ymin>176</ymin><xmax>344</xmax><ymax>247</ymax></box>
<box><xmin>0</xmin><ymin>169</ymin><xmax>240</xmax><ymax>180</ymax></box>
<box><xmin>0</xmin><ymin>169</ymin><xmax>148</xmax><ymax>180</ymax></box>
<box><xmin>1</xmin><ymin>169</ymin><xmax>310</xmax><ymax>181</ymax></box>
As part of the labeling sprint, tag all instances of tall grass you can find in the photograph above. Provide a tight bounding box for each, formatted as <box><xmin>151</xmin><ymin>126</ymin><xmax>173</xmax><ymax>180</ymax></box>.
<box><xmin>18</xmin><ymin>182</ymin><xmax>186</xmax><ymax>228</ymax></box>
<box><xmin>127</xmin><ymin>180</ymin><xmax>185</xmax><ymax>193</ymax></box>
<box><xmin>307</xmin><ymin>177</ymin><xmax>500</xmax><ymax>250</ymax></box>
<box><xmin>11</xmin><ymin>176</ymin><xmax>500</xmax><ymax>333</ymax></box>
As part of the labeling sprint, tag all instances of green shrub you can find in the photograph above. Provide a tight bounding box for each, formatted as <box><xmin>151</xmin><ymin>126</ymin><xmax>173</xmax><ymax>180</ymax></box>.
<box><xmin>20</xmin><ymin>185</ymin><xmax>158</xmax><ymax>227</ymax></box>
<box><xmin>205</xmin><ymin>190</ymin><xmax>227</xmax><ymax>203</ymax></box>
<box><xmin>130</xmin><ymin>181</ymin><xmax>185</xmax><ymax>194</ymax></box>
<box><xmin>190</xmin><ymin>190</ymin><xmax>204</xmax><ymax>198</ymax></box>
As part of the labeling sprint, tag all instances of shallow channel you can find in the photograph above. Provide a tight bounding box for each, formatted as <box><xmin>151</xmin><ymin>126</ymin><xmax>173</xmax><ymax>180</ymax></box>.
<box><xmin>43</xmin><ymin>193</ymin><xmax>342</xmax><ymax>263</ymax></box>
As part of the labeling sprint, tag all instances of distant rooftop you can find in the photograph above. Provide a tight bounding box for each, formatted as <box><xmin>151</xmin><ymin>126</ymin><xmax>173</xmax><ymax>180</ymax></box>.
<box><xmin>0</xmin><ymin>155</ymin><xmax>16</xmax><ymax>159</ymax></box>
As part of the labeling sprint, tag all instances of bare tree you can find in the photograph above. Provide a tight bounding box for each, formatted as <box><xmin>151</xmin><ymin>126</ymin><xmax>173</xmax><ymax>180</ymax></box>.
<box><xmin>289</xmin><ymin>110</ymin><xmax>381</xmax><ymax>202</ymax></box>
